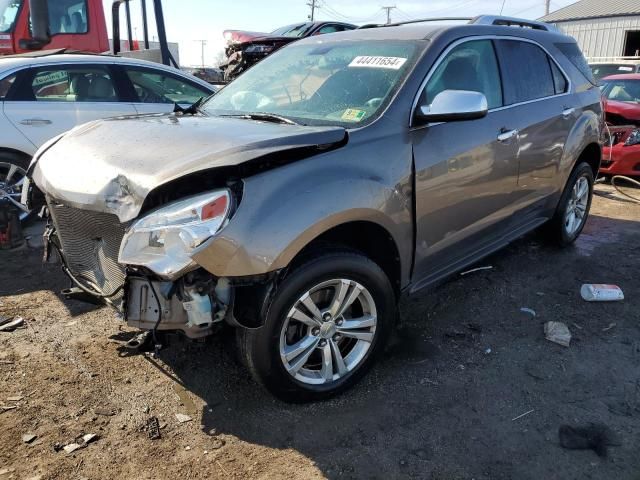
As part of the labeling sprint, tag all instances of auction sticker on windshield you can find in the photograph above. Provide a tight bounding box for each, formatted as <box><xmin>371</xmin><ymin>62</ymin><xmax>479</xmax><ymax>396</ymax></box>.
<box><xmin>349</xmin><ymin>56</ymin><xmax>407</xmax><ymax>70</ymax></box>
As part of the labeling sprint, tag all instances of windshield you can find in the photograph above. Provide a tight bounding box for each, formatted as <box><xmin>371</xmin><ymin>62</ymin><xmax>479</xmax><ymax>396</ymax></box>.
<box><xmin>601</xmin><ymin>79</ymin><xmax>640</xmax><ymax>103</ymax></box>
<box><xmin>0</xmin><ymin>0</ymin><xmax>20</xmax><ymax>33</ymax></box>
<box><xmin>202</xmin><ymin>40</ymin><xmax>421</xmax><ymax>127</ymax></box>
<box><xmin>270</xmin><ymin>23</ymin><xmax>314</xmax><ymax>38</ymax></box>
<box><xmin>591</xmin><ymin>64</ymin><xmax>638</xmax><ymax>81</ymax></box>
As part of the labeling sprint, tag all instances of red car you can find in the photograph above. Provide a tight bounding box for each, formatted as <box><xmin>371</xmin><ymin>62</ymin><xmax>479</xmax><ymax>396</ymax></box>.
<box><xmin>600</xmin><ymin>73</ymin><xmax>640</xmax><ymax>176</ymax></box>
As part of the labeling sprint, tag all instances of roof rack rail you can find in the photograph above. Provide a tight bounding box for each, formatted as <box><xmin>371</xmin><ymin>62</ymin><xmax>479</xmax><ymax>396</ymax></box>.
<box><xmin>359</xmin><ymin>15</ymin><xmax>557</xmax><ymax>31</ymax></box>
<box><xmin>470</xmin><ymin>15</ymin><xmax>556</xmax><ymax>31</ymax></box>
<box><xmin>358</xmin><ymin>17</ymin><xmax>472</xmax><ymax>28</ymax></box>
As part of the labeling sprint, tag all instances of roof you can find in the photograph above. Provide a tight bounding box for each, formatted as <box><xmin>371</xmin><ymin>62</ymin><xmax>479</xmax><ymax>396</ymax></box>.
<box><xmin>0</xmin><ymin>53</ymin><xmax>214</xmax><ymax>90</ymax></box>
<box><xmin>602</xmin><ymin>73</ymin><xmax>640</xmax><ymax>80</ymax></box>
<box><xmin>539</xmin><ymin>0</ymin><xmax>640</xmax><ymax>23</ymax></box>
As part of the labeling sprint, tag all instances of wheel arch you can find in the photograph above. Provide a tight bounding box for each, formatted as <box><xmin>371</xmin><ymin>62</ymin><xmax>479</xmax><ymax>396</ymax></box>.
<box><xmin>288</xmin><ymin>220</ymin><xmax>403</xmax><ymax>298</ymax></box>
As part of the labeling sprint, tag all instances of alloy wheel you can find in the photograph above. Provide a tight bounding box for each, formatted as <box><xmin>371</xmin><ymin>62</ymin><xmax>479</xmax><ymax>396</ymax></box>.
<box><xmin>0</xmin><ymin>162</ymin><xmax>30</xmax><ymax>221</ymax></box>
<box><xmin>279</xmin><ymin>278</ymin><xmax>377</xmax><ymax>385</ymax></box>
<box><xmin>564</xmin><ymin>176</ymin><xmax>589</xmax><ymax>236</ymax></box>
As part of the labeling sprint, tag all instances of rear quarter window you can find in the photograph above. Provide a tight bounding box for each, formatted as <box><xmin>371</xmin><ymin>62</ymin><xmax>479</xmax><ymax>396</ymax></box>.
<box><xmin>555</xmin><ymin>42</ymin><xmax>597</xmax><ymax>85</ymax></box>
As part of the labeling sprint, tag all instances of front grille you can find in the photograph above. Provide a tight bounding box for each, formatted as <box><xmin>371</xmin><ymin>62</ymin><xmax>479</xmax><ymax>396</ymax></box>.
<box><xmin>48</xmin><ymin>202</ymin><xmax>127</xmax><ymax>306</ymax></box>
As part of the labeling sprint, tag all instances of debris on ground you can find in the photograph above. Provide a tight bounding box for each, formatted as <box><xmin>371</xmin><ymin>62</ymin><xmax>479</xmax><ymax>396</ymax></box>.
<box><xmin>55</xmin><ymin>433</ymin><xmax>99</xmax><ymax>454</ymax></box>
<box><xmin>520</xmin><ymin>307</ymin><xmax>536</xmax><ymax>317</ymax></box>
<box><xmin>6</xmin><ymin>396</ymin><xmax>23</xmax><ymax>402</ymax></box>
<box><xmin>0</xmin><ymin>317</ymin><xmax>25</xmax><ymax>332</ymax></box>
<box><xmin>511</xmin><ymin>409</ymin><xmax>535</xmax><ymax>421</ymax></box>
<box><xmin>602</xmin><ymin>322</ymin><xmax>617</xmax><ymax>332</ymax></box>
<box><xmin>580</xmin><ymin>284</ymin><xmax>624</xmax><ymax>302</ymax></box>
<box><xmin>94</xmin><ymin>408</ymin><xmax>115</xmax><ymax>417</ymax></box>
<box><xmin>22</xmin><ymin>433</ymin><xmax>37</xmax><ymax>444</ymax></box>
<box><xmin>460</xmin><ymin>265</ymin><xmax>493</xmax><ymax>276</ymax></box>
<box><xmin>146</xmin><ymin>417</ymin><xmax>161</xmax><ymax>440</ymax></box>
<box><xmin>210</xmin><ymin>437</ymin><xmax>226</xmax><ymax>450</ymax></box>
<box><xmin>559</xmin><ymin>424</ymin><xmax>622</xmax><ymax>457</ymax></box>
<box><xmin>0</xmin><ymin>405</ymin><xmax>17</xmax><ymax>413</ymax></box>
<box><xmin>175</xmin><ymin>413</ymin><xmax>192</xmax><ymax>424</ymax></box>
<box><xmin>544</xmin><ymin>322</ymin><xmax>572</xmax><ymax>347</ymax></box>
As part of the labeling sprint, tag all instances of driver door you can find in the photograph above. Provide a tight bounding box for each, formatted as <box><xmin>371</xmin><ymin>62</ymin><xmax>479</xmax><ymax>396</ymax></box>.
<box><xmin>411</xmin><ymin>39</ymin><xmax>521</xmax><ymax>286</ymax></box>
<box><xmin>121</xmin><ymin>66</ymin><xmax>213</xmax><ymax>115</ymax></box>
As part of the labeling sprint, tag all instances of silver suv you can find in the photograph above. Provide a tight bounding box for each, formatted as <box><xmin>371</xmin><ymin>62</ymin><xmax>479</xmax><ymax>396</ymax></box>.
<box><xmin>26</xmin><ymin>16</ymin><xmax>602</xmax><ymax>401</ymax></box>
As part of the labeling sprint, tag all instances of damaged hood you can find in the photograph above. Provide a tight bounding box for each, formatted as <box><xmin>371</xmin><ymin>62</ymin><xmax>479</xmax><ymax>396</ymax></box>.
<box><xmin>32</xmin><ymin>114</ymin><xmax>346</xmax><ymax>222</ymax></box>
<box><xmin>604</xmin><ymin>99</ymin><xmax>640</xmax><ymax>125</ymax></box>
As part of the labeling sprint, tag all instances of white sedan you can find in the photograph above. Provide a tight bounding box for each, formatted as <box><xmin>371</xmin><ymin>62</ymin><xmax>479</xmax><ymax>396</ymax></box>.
<box><xmin>0</xmin><ymin>53</ymin><xmax>218</xmax><ymax>219</ymax></box>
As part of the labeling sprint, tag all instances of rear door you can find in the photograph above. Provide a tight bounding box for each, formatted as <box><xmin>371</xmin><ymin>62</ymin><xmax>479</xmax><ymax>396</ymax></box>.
<box><xmin>493</xmin><ymin>39</ymin><xmax>573</xmax><ymax>210</ymax></box>
<box><xmin>3</xmin><ymin>63</ymin><xmax>136</xmax><ymax>148</ymax></box>
<box><xmin>120</xmin><ymin>66</ymin><xmax>214</xmax><ymax>115</ymax></box>
<box><xmin>411</xmin><ymin>39</ymin><xmax>520</xmax><ymax>286</ymax></box>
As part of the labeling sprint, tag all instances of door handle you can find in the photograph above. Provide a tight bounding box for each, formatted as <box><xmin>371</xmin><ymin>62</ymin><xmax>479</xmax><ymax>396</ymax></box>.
<box><xmin>19</xmin><ymin>119</ymin><xmax>52</xmax><ymax>126</ymax></box>
<box><xmin>497</xmin><ymin>128</ymin><xmax>518</xmax><ymax>143</ymax></box>
<box><xmin>562</xmin><ymin>107</ymin><xmax>575</xmax><ymax>118</ymax></box>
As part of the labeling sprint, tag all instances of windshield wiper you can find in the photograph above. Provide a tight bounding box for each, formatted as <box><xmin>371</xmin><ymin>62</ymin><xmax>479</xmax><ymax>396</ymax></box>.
<box><xmin>220</xmin><ymin>113</ymin><xmax>300</xmax><ymax>125</ymax></box>
<box><xmin>173</xmin><ymin>97</ymin><xmax>204</xmax><ymax>115</ymax></box>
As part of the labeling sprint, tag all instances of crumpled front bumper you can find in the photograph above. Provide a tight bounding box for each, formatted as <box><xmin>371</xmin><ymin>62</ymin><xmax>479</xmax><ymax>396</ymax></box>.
<box><xmin>601</xmin><ymin>144</ymin><xmax>640</xmax><ymax>176</ymax></box>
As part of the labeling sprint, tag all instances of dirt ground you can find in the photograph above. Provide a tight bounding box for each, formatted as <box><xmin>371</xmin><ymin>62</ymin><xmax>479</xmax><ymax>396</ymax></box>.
<box><xmin>1</xmin><ymin>183</ymin><xmax>639</xmax><ymax>480</ymax></box>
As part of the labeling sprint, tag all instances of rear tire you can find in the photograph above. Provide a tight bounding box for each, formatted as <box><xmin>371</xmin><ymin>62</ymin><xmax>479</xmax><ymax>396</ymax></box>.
<box><xmin>237</xmin><ymin>250</ymin><xmax>396</xmax><ymax>403</ymax></box>
<box><xmin>544</xmin><ymin>162</ymin><xmax>594</xmax><ymax>246</ymax></box>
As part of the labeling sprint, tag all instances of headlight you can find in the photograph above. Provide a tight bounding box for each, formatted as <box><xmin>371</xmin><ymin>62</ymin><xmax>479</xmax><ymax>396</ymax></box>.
<box><xmin>244</xmin><ymin>44</ymin><xmax>274</xmax><ymax>54</ymax></box>
<box><xmin>119</xmin><ymin>190</ymin><xmax>231</xmax><ymax>277</ymax></box>
<box><xmin>625</xmin><ymin>129</ymin><xmax>640</xmax><ymax>146</ymax></box>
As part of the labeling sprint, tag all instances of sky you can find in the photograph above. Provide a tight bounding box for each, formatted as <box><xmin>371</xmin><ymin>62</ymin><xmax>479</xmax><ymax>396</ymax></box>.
<box><xmin>103</xmin><ymin>0</ymin><xmax>579</xmax><ymax>67</ymax></box>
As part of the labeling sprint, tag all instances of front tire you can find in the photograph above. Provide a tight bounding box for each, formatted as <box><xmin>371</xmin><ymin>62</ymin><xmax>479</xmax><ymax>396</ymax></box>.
<box><xmin>545</xmin><ymin>162</ymin><xmax>594</xmax><ymax>246</ymax></box>
<box><xmin>237</xmin><ymin>250</ymin><xmax>396</xmax><ymax>402</ymax></box>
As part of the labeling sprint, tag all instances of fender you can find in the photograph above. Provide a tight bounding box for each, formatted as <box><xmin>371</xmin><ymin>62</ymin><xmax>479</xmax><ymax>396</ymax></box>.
<box><xmin>558</xmin><ymin>106</ymin><xmax>602</xmax><ymax>184</ymax></box>
<box><xmin>191</xmin><ymin>146</ymin><xmax>414</xmax><ymax>284</ymax></box>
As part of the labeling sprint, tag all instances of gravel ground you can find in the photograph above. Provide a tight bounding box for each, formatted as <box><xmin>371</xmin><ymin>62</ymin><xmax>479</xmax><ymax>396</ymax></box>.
<box><xmin>0</xmin><ymin>183</ymin><xmax>639</xmax><ymax>480</ymax></box>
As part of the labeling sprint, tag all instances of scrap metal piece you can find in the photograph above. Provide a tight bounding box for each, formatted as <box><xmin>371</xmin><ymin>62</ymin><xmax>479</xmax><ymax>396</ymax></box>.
<box><xmin>146</xmin><ymin>416</ymin><xmax>161</xmax><ymax>440</ymax></box>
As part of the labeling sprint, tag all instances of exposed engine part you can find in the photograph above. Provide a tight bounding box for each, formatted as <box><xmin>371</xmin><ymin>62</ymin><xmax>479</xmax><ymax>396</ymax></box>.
<box><xmin>183</xmin><ymin>287</ymin><xmax>213</xmax><ymax>329</ymax></box>
<box><xmin>125</xmin><ymin>274</ymin><xmax>231</xmax><ymax>339</ymax></box>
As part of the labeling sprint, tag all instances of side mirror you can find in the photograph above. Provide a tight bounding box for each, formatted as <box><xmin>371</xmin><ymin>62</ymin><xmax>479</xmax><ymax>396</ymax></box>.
<box><xmin>414</xmin><ymin>90</ymin><xmax>488</xmax><ymax>124</ymax></box>
<box><xmin>19</xmin><ymin>0</ymin><xmax>51</xmax><ymax>50</ymax></box>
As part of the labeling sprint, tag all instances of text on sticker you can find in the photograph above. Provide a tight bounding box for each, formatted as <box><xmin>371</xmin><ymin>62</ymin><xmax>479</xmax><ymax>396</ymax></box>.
<box><xmin>349</xmin><ymin>56</ymin><xmax>407</xmax><ymax>70</ymax></box>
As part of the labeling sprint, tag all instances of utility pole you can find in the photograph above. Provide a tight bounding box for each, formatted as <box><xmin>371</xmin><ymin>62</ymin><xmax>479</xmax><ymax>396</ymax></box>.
<box><xmin>382</xmin><ymin>6</ymin><xmax>396</xmax><ymax>25</ymax></box>
<box><xmin>544</xmin><ymin>0</ymin><xmax>551</xmax><ymax>15</ymax></box>
<box><xmin>307</xmin><ymin>0</ymin><xmax>318</xmax><ymax>21</ymax></box>
<box><xmin>194</xmin><ymin>40</ymin><xmax>207</xmax><ymax>68</ymax></box>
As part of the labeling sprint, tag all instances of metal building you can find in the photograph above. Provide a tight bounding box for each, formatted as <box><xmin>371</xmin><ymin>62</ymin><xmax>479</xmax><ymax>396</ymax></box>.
<box><xmin>539</xmin><ymin>0</ymin><xmax>640</xmax><ymax>59</ymax></box>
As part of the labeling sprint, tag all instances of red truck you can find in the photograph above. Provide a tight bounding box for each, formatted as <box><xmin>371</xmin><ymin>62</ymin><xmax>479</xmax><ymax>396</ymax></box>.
<box><xmin>0</xmin><ymin>0</ymin><xmax>109</xmax><ymax>55</ymax></box>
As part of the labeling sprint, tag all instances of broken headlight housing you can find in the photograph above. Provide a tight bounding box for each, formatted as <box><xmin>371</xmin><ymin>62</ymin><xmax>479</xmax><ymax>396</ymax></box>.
<box><xmin>119</xmin><ymin>190</ymin><xmax>231</xmax><ymax>278</ymax></box>
<box><xmin>624</xmin><ymin>129</ymin><xmax>640</xmax><ymax>146</ymax></box>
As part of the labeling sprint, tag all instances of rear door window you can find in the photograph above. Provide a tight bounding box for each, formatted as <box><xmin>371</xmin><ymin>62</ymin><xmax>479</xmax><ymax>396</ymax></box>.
<box><xmin>30</xmin><ymin>66</ymin><xmax>118</xmax><ymax>102</ymax></box>
<box><xmin>495</xmin><ymin>40</ymin><xmax>556</xmax><ymax>105</ymax></box>
<box><xmin>422</xmin><ymin>39</ymin><xmax>503</xmax><ymax>110</ymax></box>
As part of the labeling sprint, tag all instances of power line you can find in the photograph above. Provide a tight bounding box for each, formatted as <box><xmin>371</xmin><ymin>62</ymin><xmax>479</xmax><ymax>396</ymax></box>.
<box><xmin>317</xmin><ymin>1</ymin><xmax>385</xmax><ymax>23</ymax></box>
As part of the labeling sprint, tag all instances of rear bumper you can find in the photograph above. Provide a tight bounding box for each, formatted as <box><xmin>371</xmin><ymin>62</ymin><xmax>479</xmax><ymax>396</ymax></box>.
<box><xmin>601</xmin><ymin>144</ymin><xmax>640</xmax><ymax>176</ymax></box>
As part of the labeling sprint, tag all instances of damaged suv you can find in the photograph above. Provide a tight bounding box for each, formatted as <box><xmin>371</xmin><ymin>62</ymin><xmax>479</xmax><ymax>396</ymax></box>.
<box><xmin>25</xmin><ymin>16</ymin><xmax>602</xmax><ymax>401</ymax></box>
